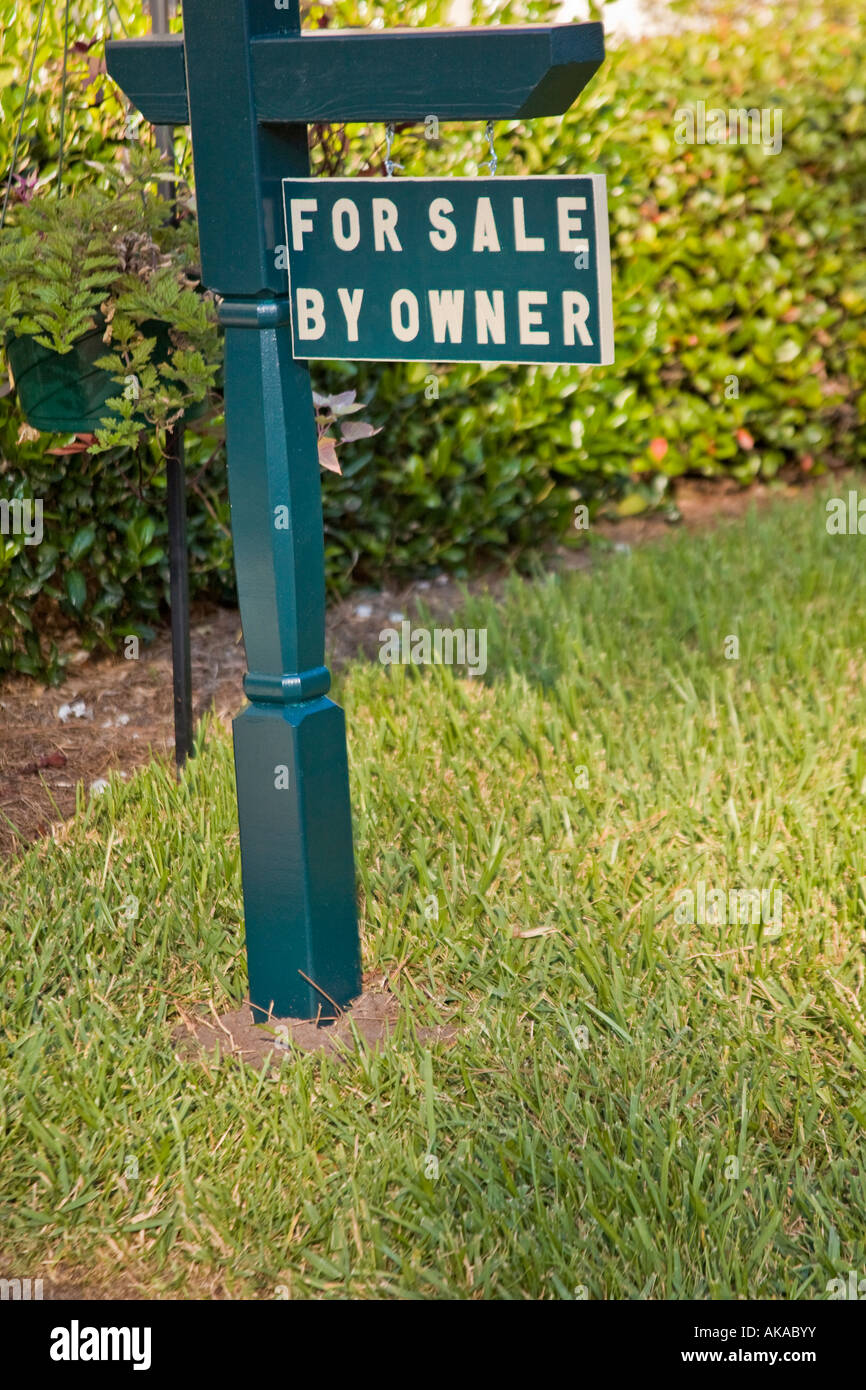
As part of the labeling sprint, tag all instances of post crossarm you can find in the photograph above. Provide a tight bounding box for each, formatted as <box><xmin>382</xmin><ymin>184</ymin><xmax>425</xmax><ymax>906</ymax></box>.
<box><xmin>105</xmin><ymin>22</ymin><xmax>605</xmax><ymax>128</ymax></box>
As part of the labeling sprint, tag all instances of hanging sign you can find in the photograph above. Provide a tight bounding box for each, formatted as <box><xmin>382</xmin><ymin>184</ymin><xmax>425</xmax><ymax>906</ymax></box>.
<box><xmin>280</xmin><ymin>175</ymin><xmax>614</xmax><ymax>366</ymax></box>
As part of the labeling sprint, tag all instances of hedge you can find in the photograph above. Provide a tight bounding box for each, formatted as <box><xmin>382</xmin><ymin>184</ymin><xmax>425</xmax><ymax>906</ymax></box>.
<box><xmin>1</xmin><ymin>0</ymin><xmax>865</xmax><ymax>679</ymax></box>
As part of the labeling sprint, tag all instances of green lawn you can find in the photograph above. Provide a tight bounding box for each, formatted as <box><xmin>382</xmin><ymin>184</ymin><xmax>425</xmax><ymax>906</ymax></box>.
<box><xmin>2</xmin><ymin>487</ymin><xmax>865</xmax><ymax>1298</ymax></box>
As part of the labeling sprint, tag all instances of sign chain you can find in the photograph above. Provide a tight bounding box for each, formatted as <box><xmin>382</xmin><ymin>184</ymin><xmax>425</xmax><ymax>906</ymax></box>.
<box><xmin>479</xmin><ymin>119</ymin><xmax>498</xmax><ymax>176</ymax></box>
<box><xmin>385</xmin><ymin>118</ymin><xmax>498</xmax><ymax>179</ymax></box>
<box><xmin>384</xmin><ymin>122</ymin><xmax>403</xmax><ymax>178</ymax></box>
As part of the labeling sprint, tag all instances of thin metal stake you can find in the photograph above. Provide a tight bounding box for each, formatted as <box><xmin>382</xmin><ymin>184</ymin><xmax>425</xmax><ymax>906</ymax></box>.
<box><xmin>148</xmin><ymin>1</ymin><xmax>192</xmax><ymax>771</ymax></box>
<box><xmin>165</xmin><ymin>425</ymin><xmax>194</xmax><ymax>769</ymax></box>
<box><xmin>57</xmin><ymin>0</ymin><xmax>72</xmax><ymax>198</ymax></box>
<box><xmin>1</xmin><ymin>0</ymin><xmax>49</xmax><ymax>230</ymax></box>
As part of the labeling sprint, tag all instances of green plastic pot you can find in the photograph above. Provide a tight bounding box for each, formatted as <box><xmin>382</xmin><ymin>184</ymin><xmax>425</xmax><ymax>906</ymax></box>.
<box><xmin>6</xmin><ymin>321</ymin><xmax>209</xmax><ymax>434</ymax></box>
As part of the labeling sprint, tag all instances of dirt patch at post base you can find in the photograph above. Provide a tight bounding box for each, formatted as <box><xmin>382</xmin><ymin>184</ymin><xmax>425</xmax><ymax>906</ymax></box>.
<box><xmin>173</xmin><ymin>977</ymin><xmax>458</xmax><ymax>1067</ymax></box>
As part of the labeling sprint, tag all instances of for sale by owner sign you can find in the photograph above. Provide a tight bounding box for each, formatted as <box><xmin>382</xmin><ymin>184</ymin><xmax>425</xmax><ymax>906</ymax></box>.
<box><xmin>280</xmin><ymin>175</ymin><xmax>613</xmax><ymax>366</ymax></box>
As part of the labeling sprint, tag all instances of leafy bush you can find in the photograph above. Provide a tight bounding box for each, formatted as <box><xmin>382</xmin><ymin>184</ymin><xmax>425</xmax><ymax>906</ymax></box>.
<box><xmin>0</xmin><ymin>419</ymin><xmax>233</xmax><ymax>680</ymax></box>
<box><xmin>315</xmin><ymin>0</ymin><xmax>866</xmax><ymax>566</ymax></box>
<box><xmin>0</xmin><ymin>1</ymin><xmax>145</xmax><ymax>201</ymax></box>
<box><xmin>1</xmin><ymin>0</ymin><xmax>865</xmax><ymax>679</ymax></box>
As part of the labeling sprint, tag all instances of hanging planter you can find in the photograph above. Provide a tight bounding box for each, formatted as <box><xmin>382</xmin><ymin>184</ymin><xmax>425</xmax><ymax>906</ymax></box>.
<box><xmin>6</xmin><ymin>316</ymin><xmax>215</xmax><ymax>437</ymax></box>
<box><xmin>6</xmin><ymin>318</ymin><xmax>178</xmax><ymax>436</ymax></box>
<box><xmin>0</xmin><ymin>151</ymin><xmax>222</xmax><ymax>452</ymax></box>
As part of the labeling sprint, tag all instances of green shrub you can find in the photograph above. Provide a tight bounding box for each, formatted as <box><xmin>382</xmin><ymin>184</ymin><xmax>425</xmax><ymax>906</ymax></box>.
<box><xmin>0</xmin><ymin>420</ymin><xmax>233</xmax><ymax>680</ymax></box>
<box><xmin>0</xmin><ymin>1</ymin><xmax>146</xmax><ymax>198</ymax></box>
<box><xmin>1</xmin><ymin>0</ymin><xmax>865</xmax><ymax>679</ymax></box>
<box><xmin>316</xmin><ymin>0</ymin><xmax>866</xmax><ymax>564</ymax></box>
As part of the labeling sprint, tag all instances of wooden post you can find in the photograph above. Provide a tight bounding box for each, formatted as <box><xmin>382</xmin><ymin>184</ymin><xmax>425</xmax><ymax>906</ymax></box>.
<box><xmin>106</xmin><ymin>1</ymin><xmax>605</xmax><ymax>1018</ymax></box>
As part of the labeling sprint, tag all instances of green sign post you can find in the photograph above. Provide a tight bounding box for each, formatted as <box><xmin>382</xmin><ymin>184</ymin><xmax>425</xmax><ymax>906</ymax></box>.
<box><xmin>106</xmin><ymin>2</ymin><xmax>606</xmax><ymax>1020</ymax></box>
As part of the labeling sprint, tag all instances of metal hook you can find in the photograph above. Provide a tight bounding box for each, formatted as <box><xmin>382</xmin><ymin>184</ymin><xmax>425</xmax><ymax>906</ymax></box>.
<box><xmin>480</xmin><ymin>119</ymin><xmax>498</xmax><ymax>176</ymax></box>
<box><xmin>384</xmin><ymin>123</ymin><xmax>403</xmax><ymax>178</ymax></box>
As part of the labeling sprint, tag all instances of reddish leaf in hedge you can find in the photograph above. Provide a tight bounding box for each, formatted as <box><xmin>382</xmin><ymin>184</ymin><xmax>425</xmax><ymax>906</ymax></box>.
<box><xmin>736</xmin><ymin>428</ymin><xmax>755</xmax><ymax>450</ymax></box>
<box><xmin>47</xmin><ymin>433</ymin><xmax>96</xmax><ymax>455</ymax></box>
<box><xmin>649</xmin><ymin>437</ymin><xmax>668</xmax><ymax>463</ymax></box>
<box><xmin>19</xmin><ymin>751</ymin><xmax>67</xmax><ymax>776</ymax></box>
<box><xmin>39</xmin><ymin>751</ymin><xmax>67</xmax><ymax>770</ymax></box>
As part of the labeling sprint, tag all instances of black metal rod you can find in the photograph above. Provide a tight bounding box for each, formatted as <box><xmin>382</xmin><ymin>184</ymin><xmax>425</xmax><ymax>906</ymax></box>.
<box><xmin>165</xmin><ymin>424</ymin><xmax>194</xmax><ymax>768</ymax></box>
<box><xmin>149</xmin><ymin>5</ymin><xmax>190</xmax><ymax>771</ymax></box>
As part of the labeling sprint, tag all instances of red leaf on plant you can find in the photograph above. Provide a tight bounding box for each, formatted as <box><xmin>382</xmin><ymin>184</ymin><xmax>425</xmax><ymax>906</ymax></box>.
<box><xmin>649</xmin><ymin>437</ymin><xmax>668</xmax><ymax>463</ymax></box>
<box><xmin>318</xmin><ymin>436</ymin><xmax>342</xmax><ymax>474</ymax></box>
<box><xmin>340</xmin><ymin>420</ymin><xmax>381</xmax><ymax>442</ymax></box>
<box><xmin>736</xmin><ymin>428</ymin><xmax>754</xmax><ymax>450</ymax></box>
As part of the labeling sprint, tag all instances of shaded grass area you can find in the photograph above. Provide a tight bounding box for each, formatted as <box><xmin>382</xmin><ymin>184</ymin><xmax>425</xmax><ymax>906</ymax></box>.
<box><xmin>1</xmin><ymin>489</ymin><xmax>865</xmax><ymax>1298</ymax></box>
